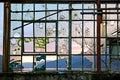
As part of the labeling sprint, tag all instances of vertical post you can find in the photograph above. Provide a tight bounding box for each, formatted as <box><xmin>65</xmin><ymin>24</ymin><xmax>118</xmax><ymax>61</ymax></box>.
<box><xmin>68</xmin><ymin>3</ymin><xmax>72</xmax><ymax>70</ymax></box>
<box><xmin>97</xmin><ymin>0</ymin><xmax>102</xmax><ymax>73</ymax></box>
<box><xmin>3</xmin><ymin>2</ymin><xmax>10</xmax><ymax>72</ymax></box>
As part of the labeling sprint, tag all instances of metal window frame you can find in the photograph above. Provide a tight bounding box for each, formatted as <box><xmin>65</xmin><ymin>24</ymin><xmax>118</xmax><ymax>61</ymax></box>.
<box><xmin>3</xmin><ymin>1</ymin><xmax>120</xmax><ymax>73</ymax></box>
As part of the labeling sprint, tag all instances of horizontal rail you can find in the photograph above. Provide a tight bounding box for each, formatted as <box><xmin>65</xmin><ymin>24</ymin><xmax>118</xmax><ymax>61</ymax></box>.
<box><xmin>10</xmin><ymin>8</ymin><xmax>120</xmax><ymax>13</ymax></box>
<box><xmin>0</xmin><ymin>0</ymin><xmax>120</xmax><ymax>3</ymax></box>
<box><xmin>81</xmin><ymin>12</ymin><xmax>120</xmax><ymax>14</ymax></box>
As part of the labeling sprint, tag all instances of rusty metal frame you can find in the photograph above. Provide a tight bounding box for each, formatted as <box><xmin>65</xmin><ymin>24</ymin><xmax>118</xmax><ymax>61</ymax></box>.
<box><xmin>3</xmin><ymin>2</ymin><xmax>10</xmax><ymax>72</ymax></box>
<box><xmin>3</xmin><ymin>0</ymin><xmax>120</xmax><ymax>73</ymax></box>
<box><xmin>2</xmin><ymin>0</ymin><xmax>102</xmax><ymax>73</ymax></box>
<box><xmin>96</xmin><ymin>0</ymin><xmax>102</xmax><ymax>73</ymax></box>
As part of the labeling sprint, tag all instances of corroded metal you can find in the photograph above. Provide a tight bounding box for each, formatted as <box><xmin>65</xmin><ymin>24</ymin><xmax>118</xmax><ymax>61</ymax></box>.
<box><xmin>97</xmin><ymin>0</ymin><xmax>102</xmax><ymax>73</ymax></box>
<box><xmin>3</xmin><ymin>0</ymin><xmax>120</xmax><ymax>73</ymax></box>
<box><xmin>3</xmin><ymin>2</ymin><xmax>10</xmax><ymax>72</ymax></box>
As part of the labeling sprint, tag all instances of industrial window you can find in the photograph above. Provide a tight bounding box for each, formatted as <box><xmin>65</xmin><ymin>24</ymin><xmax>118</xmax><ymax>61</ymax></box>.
<box><xmin>9</xmin><ymin>3</ymin><xmax>120</xmax><ymax>72</ymax></box>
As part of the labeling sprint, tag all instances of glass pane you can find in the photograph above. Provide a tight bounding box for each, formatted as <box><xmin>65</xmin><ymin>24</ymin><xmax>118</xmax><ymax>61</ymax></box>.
<box><xmin>35</xmin><ymin>12</ymin><xmax>45</xmax><ymax>20</ymax></box>
<box><xmin>101</xmin><ymin>56</ymin><xmax>107</xmax><ymax>71</ymax></box>
<box><xmin>58</xmin><ymin>21</ymin><xmax>69</xmax><ymax>37</ymax></box>
<box><xmin>46</xmin><ymin>38</ymin><xmax>56</xmax><ymax>52</ymax></box>
<box><xmin>107</xmin><ymin>14</ymin><xmax>117</xmax><ymax>20</ymax></box>
<box><xmin>58</xmin><ymin>4</ymin><xmax>69</xmax><ymax>20</ymax></box>
<box><xmin>35</xmin><ymin>4</ymin><xmax>45</xmax><ymax>10</ymax></box>
<box><xmin>35</xmin><ymin>23</ymin><xmax>45</xmax><ymax>37</ymax></box>
<box><xmin>23</xmin><ymin>12</ymin><xmax>34</xmax><ymax>20</ymax></box>
<box><xmin>46</xmin><ymin>23</ymin><xmax>56</xmax><ymax>37</ymax></box>
<box><xmin>72</xmin><ymin>56</ymin><xmax>82</xmax><ymax>70</ymax></box>
<box><xmin>58</xmin><ymin>39</ymin><xmax>69</xmax><ymax>54</ymax></box>
<box><xmin>10</xmin><ymin>38</ymin><xmax>21</xmax><ymax>55</ymax></box>
<box><xmin>94</xmin><ymin>21</ymin><xmax>97</xmax><ymax>37</ymax></box>
<box><xmin>101</xmin><ymin>4</ymin><xmax>105</xmax><ymax>8</ymax></box>
<box><xmin>47</xmin><ymin>4</ymin><xmax>57</xmax><ymax>10</ymax></box>
<box><xmin>10</xmin><ymin>21</ymin><xmax>21</xmax><ymax>37</ymax></box>
<box><xmin>58</xmin><ymin>56</ymin><xmax>68</xmax><ymax>70</ymax></box>
<box><xmin>58</xmin><ymin>11</ymin><xmax>69</xmax><ymax>20</ymax></box>
<box><xmin>46</xmin><ymin>56</ymin><xmax>57</xmax><ymax>70</ymax></box>
<box><xmin>107</xmin><ymin>21</ymin><xmax>117</xmax><ymax>37</ymax></box>
<box><xmin>34</xmin><ymin>55</ymin><xmax>46</xmax><ymax>72</ymax></box>
<box><xmin>84</xmin><ymin>4</ymin><xmax>94</xmax><ymax>9</ymax></box>
<box><xmin>47</xmin><ymin>11</ymin><xmax>57</xmax><ymax>20</ymax></box>
<box><xmin>24</xmin><ymin>38</ymin><xmax>33</xmax><ymax>52</ymax></box>
<box><xmin>59</xmin><ymin>4</ymin><xmax>69</xmax><ymax>9</ymax></box>
<box><xmin>72</xmin><ymin>21</ymin><xmax>82</xmax><ymax>37</ymax></box>
<box><xmin>24</xmin><ymin>23</ymin><xmax>33</xmax><ymax>37</ymax></box>
<box><xmin>11</xmin><ymin>13</ymin><xmax>21</xmax><ymax>20</ymax></box>
<box><xmin>72</xmin><ymin>4</ymin><xmax>82</xmax><ymax>9</ymax></box>
<box><xmin>111</xmin><ymin>61</ymin><xmax>120</xmax><ymax>72</ymax></box>
<box><xmin>72</xmin><ymin>10</ymin><xmax>82</xmax><ymax>20</ymax></box>
<box><xmin>84</xmin><ymin>21</ymin><xmax>94</xmax><ymax>37</ymax></box>
<box><xmin>101</xmin><ymin>22</ymin><xmax>106</xmax><ymax>37</ymax></box>
<box><xmin>23</xmin><ymin>4</ymin><xmax>34</xmax><ymax>11</ymax></box>
<box><xmin>118</xmin><ymin>21</ymin><xmax>120</xmax><ymax>37</ymax></box>
<box><xmin>83</xmin><ymin>56</ymin><xmax>93</xmax><ymax>71</ymax></box>
<box><xmin>83</xmin><ymin>38</ymin><xmax>94</xmax><ymax>54</ymax></box>
<box><xmin>94</xmin><ymin>56</ymin><xmax>97</xmax><ymax>71</ymax></box>
<box><xmin>72</xmin><ymin>38</ymin><xmax>82</xmax><ymax>54</ymax></box>
<box><xmin>84</xmin><ymin>10</ymin><xmax>94</xmax><ymax>20</ymax></box>
<box><xmin>107</xmin><ymin>4</ymin><xmax>116</xmax><ymax>8</ymax></box>
<box><xmin>111</xmin><ymin>45</ymin><xmax>120</xmax><ymax>60</ymax></box>
<box><xmin>10</xmin><ymin>56</ymin><xmax>21</xmax><ymax>72</ymax></box>
<box><xmin>22</xmin><ymin>56</ymin><xmax>33</xmax><ymax>72</ymax></box>
<box><xmin>101</xmin><ymin>38</ymin><xmax>106</xmax><ymax>54</ymax></box>
<box><xmin>11</xmin><ymin>4</ymin><xmax>22</xmax><ymax>11</ymax></box>
<box><xmin>35</xmin><ymin>38</ymin><xmax>48</xmax><ymax>52</ymax></box>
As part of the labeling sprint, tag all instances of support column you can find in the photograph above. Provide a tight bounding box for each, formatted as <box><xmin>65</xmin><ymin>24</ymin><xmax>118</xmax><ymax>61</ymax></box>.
<box><xmin>3</xmin><ymin>2</ymin><xmax>10</xmax><ymax>72</ymax></box>
<box><xmin>97</xmin><ymin>0</ymin><xmax>102</xmax><ymax>73</ymax></box>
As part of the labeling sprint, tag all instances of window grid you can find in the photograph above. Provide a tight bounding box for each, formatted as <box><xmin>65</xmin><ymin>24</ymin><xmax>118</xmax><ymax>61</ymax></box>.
<box><xmin>9</xmin><ymin>3</ymin><xmax>120</xmax><ymax>72</ymax></box>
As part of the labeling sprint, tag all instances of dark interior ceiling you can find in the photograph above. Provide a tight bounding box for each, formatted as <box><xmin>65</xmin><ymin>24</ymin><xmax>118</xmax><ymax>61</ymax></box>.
<box><xmin>0</xmin><ymin>0</ymin><xmax>120</xmax><ymax>3</ymax></box>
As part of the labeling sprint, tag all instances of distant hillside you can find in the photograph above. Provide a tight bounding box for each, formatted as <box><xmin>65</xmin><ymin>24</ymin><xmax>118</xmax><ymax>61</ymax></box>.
<box><xmin>0</xmin><ymin>55</ymin><xmax>2</xmax><ymax>72</ymax></box>
<box><xmin>37</xmin><ymin>56</ymin><xmax>120</xmax><ymax>70</ymax></box>
<box><xmin>0</xmin><ymin>55</ymin><xmax>119</xmax><ymax>72</ymax></box>
<box><xmin>22</xmin><ymin>56</ymin><xmax>92</xmax><ymax>70</ymax></box>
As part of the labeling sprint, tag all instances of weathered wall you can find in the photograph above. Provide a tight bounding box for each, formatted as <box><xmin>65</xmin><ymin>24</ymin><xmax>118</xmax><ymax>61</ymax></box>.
<box><xmin>0</xmin><ymin>72</ymin><xmax>120</xmax><ymax>80</ymax></box>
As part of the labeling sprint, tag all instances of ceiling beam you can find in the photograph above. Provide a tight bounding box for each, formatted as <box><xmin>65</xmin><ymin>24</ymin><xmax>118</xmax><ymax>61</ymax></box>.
<box><xmin>0</xmin><ymin>0</ymin><xmax>120</xmax><ymax>3</ymax></box>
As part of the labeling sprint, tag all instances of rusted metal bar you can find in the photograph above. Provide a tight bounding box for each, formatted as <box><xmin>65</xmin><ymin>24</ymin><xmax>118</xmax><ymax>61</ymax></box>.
<box><xmin>13</xmin><ymin>9</ymin><xmax>69</xmax><ymax>30</ymax></box>
<box><xmin>97</xmin><ymin>0</ymin><xmax>102</xmax><ymax>73</ymax></box>
<box><xmin>11</xmin><ymin>8</ymin><xmax>120</xmax><ymax>13</ymax></box>
<box><xmin>81</xmin><ymin>12</ymin><xmax>120</xmax><ymax>14</ymax></box>
<box><xmin>3</xmin><ymin>2</ymin><xmax>10</xmax><ymax>72</ymax></box>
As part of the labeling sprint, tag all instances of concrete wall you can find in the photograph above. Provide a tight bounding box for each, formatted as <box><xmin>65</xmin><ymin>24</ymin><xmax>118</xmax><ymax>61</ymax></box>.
<box><xmin>0</xmin><ymin>72</ymin><xmax>120</xmax><ymax>80</ymax></box>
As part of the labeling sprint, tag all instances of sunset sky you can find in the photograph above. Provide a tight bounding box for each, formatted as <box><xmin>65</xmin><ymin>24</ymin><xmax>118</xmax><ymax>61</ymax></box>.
<box><xmin>0</xmin><ymin>3</ymin><xmax>114</xmax><ymax>63</ymax></box>
<box><xmin>0</xmin><ymin>3</ymin><xmax>3</xmax><ymax>55</ymax></box>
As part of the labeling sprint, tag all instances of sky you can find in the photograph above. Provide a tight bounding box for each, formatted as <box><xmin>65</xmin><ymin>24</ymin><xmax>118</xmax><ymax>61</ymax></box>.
<box><xmin>0</xmin><ymin>3</ymin><xmax>99</xmax><ymax>61</ymax></box>
<box><xmin>0</xmin><ymin>3</ymin><xmax>116</xmax><ymax>62</ymax></box>
<box><xmin>0</xmin><ymin>3</ymin><xmax>119</xmax><ymax>72</ymax></box>
<box><xmin>0</xmin><ymin>3</ymin><xmax>3</xmax><ymax>55</ymax></box>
